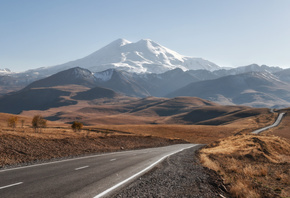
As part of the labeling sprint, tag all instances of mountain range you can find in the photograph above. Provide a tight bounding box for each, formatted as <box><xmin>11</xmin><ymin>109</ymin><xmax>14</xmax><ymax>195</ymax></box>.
<box><xmin>1</xmin><ymin>38</ymin><xmax>290</xmax><ymax>112</ymax></box>
<box><xmin>1</xmin><ymin>65</ymin><xmax>290</xmax><ymax>115</ymax></box>
<box><xmin>167</xmin><ymin>71</ymin><xmax>290</xmax><ymax>108</ymax></box>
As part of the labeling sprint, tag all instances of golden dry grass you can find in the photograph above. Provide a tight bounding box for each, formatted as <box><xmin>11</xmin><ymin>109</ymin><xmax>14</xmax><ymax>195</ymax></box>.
<box><xmin>199</xmin><ymin>134</ymin><xmax>290</xmax><ymax>198</ymax></box>
<box><xmin>229</xmin><ymin>180</ymin><xmax>259</xmax><ymax>198</ymax></box>
<box><xmin>88</xmin><ymin>111</ymin><xmax>275</xmax><ymax>144</ymax></box>
<box><xmin>1</xmin><ymin>106</ymin><xmax>275</xmax><ymax>144</ymax></box>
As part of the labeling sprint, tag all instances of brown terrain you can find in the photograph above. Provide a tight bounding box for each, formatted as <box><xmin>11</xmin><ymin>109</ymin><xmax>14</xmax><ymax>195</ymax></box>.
<box><xmin>0</xmin><ymin>113</ymin><xmax>187</xmax><ymax>168</ymax></box>
<box><xmin>17</xmin><ymin>89</ymin><xmax>276</xmax><ymax>126</ymax></box>
<box><xmin>199</xmin><ymin>134</ymin><xmax>290</xmax><ymax>198</ymax></box>
<box><xmin>0</xmin><ymin>97</ymin><xmax>289</xmax><ymax>198</ymax></box>
<box><xmin>0</xmin><ymin>102</ymin><xmax>275</xmax><ymax>167</ymax></box>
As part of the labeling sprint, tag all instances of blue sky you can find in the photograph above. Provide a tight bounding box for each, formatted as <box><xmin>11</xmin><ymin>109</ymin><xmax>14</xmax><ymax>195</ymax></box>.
<box><xmin>1</xmin><ymin>0</ymin><xmax>290</xmax><ymax>72</ymax></box>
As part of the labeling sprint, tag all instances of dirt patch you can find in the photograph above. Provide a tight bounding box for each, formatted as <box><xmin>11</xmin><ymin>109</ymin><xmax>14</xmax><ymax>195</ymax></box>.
<box><xmin>199</xmin><ymin>134</ymin><xmax>290</xmax><ymax>198</ymax></box>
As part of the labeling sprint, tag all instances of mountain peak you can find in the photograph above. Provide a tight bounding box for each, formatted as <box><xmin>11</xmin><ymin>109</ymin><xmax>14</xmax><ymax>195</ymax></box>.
<box><xmin>23</xmin><ymin>39</ymin><xmax>221</xmax><ymax>75</ymax></box>
<box><xmin>111</xmin><ymin>38</ymin><xmax>132</xmax><ymax>46</ymax></box>
<box><xmin>0</xmin><ymin>68</ymin><xmax>12</xmax><ymax>74</ymax></box>
<box><xmin>137</xmin><ymin>38</ymin><xmax>154</xmax><ymax>44</ymax></box>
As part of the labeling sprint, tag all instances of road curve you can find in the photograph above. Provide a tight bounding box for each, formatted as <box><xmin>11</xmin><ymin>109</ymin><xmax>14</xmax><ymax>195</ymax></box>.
<box><xmin>0</xmin><ymin>144</ymin><xmax>196</xmax><ymax>198</ymax></box>
<box><xmin>252</xmin><ymin>112</ymin><xmax>286</xmax><ymax>134</ymax></box>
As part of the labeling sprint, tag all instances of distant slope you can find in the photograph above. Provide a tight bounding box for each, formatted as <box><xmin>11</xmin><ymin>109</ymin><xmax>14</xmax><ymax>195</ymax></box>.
<box><xmin>0</xmin><ymin>88</ymin><xmax>76</xmax><ymax>114</ymax></box>
<box><xmin>170</xmin><ymin>106</ymin><xmax>269</xmax><ymax>125</ymax></box>
<box><xmin>127</xmin><ymin>97</ymin><xmax>216</xmax><ymax>117</ymax></box>
<box><xmin>167</xmin><ymin>72</ymin><xmax>290</xmax><ymax>108</ymax></box>
<box><xmin>22</xmin><ymin>67</ymin><xmax>150</xmax><ymax>98</ymax></box>
<box><xmin>274</xmin><ymin>68</ymin><xmax>290</xmax><ymax>83</ymax></box>
<box><xmin>94</xmin><ymin>69</ymin><xmax>150</xmax><ymax>97</ymax></box>
<box><xmin>24</xmin><ymin>67</ymin><xmax>97</xmax><ymax>89</ymax></box>
<box><xmin>135</xmin><ymin>68</ymin><xmax>199</xmax><ymax>97</ymax></box>
<box><xmin>72</xmin><ymin>86</ymin><xmax>119</xmax><ymax>100</ymax></box>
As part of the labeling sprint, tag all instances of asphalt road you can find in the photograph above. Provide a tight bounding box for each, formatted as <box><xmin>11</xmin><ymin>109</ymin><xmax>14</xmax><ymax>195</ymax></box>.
<box><xmin>0</xmin><ymin>144</ymin><xmax>196</xmax><ymax>198</ymax></box>
<box><xmin>252</xmin><ymin>112</ymin><xmax>286</xmax><ymax>134</ymax></box>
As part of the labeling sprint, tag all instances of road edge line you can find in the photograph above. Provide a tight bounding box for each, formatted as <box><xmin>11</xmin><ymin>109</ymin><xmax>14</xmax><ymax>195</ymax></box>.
<box><xmin>0</xmin><ymin>150</ymin><xmax>138</xmax><ymax>173</ymax></box>
<box><xmin>0</xmin><ymin>182</ymin><xmax>23</xmax><ymax>190</ymax></box>
<box><xmin>0</xmin><ymin>144</ymin><xmax>190</xmax><ymax>173</ymax></box>
<box><xmin>94</xmin><ymin>145</ymin><xmax>196</xmax><ymax>198</ymax></box>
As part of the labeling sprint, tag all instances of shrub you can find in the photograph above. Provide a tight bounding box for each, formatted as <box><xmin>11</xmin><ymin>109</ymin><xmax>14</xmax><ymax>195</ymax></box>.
<box><xmin>71</xmin><ymin>121</ymin><xmax>83</xmax><ymax>132</ymax></box>
<box><xmin>32</xmin><ymin>115</ymin><xmax>47</xmax><ymax>133</ymax></box>
<box><xmin>8</xmin><ymin>116</ymin><xmax>18</xmax><ymax>129</ymax></box>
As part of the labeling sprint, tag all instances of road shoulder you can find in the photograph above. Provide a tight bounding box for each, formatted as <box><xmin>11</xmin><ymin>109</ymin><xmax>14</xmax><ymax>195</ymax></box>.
<box><xmin>111</xmin><ymin>145</ymin><xmax>229</xmax><ymax>198</ymax></box>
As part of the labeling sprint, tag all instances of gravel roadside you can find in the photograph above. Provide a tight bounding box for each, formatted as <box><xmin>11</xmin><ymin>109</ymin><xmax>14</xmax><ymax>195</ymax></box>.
<box><xmin>111</xmin><ymin>145</ymin><xmax>229</xmax><ymax>198</ymax></box>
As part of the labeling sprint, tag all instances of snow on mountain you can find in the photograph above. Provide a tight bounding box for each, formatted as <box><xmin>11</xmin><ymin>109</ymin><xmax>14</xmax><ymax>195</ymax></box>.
<box><xmin>232</xmin><ymin>64</ymin><xmax>283</xmax><ymax>74</ymax></box>
<box><xmin>94</xmin><ymin>69</ymin><xmax>114</xmax><ymax>82</ymax></box>
<box><xmin>213</xmin><ymin>64</ymin><xmax>283</xmax><ymax>77</ymax></box>
<box><xmin>251</xmin><ymin>71</ymin><xmax>283</xmax><ymax>83</ymax></box>
<box><xmin>0</xmin><ymin>68</ymin><xmax>12</xmax><ymax>74</ymax></box>
<box><xmin>28</xmin><ymin>38</ymin><xmax>221</xmax><ymax>75</ymax></box>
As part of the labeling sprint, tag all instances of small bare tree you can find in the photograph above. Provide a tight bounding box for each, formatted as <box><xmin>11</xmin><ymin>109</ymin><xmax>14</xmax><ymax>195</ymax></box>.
<box><xmin>32</xmin><ymin>115</ymin><xmax>47</xmax><ymax>133</ymax></box>
<box><xmin>7</xmin><ymin>116</ymin><xmax>18</xmax><ymax>130</ymax></box>
<box><xmin>71</xmin><ymin>121</ymin><xmax>83</xmax><ymax>132</ymax></box>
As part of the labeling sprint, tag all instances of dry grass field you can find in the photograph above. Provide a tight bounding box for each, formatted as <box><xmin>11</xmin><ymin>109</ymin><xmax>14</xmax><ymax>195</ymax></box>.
<box><xmin>0</xmin><ymin>107</ymin><xmax>275</xmax><ymax>168</ymax></box>
<box><xmin>0</xmin><ymin>113</ymin><xmax>189</xmax><ymax>168</ymax></box>
<box><xmin>89</xmin><ymin>110</ymin><xmax>276</xmax><ymax>144</ymax></box>
<box><xmin>199</xmin><ymin>134</ymin><xmax>290</xmax><ymax>198</ymax></box>
<box><xmin>0</xmin><ymin>127</ymin><xmax>185</xmax><ymax>168</ymax></box>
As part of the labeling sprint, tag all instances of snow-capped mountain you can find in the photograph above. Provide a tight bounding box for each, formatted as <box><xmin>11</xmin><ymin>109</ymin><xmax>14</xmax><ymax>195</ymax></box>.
<box><xmin>24</xmin><ymin>38</ymin><xmax>220</xmax><ymax>75</ymax></box>
<box><xmin>0</xmin><ymin>68</ymin><xmax>12</xmax><ymax>74</ymax></box>
<box><xmin>213</xmin><ymin>64</ymin><xmax>283</xmax><ymax>77</ymax></box>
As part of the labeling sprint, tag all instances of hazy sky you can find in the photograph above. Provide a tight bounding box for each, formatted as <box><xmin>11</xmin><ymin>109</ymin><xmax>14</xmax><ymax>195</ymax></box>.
<box><xmin>1</xmin><ymin>0</ymin><xmax>290</xmax><ymax>72</ymax></box>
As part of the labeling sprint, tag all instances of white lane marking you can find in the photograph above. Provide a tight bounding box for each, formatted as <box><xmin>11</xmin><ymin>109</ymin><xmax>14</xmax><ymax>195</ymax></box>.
<box><xmin>94</xmin><ymin>145</ymin><xmax>196</xmax><ymax>198</ymax></box>
<box><xmin>110</xmin><ymin>159</ymin><xmax>116</xmax><ymax>161</ymax></box>
<box><xmin>0</xmin><ymin>150</ymin><xmax>137</xmax><ymax>173</ymax></box>
<box><xmin>0</xmin><ymin>145</ymin><xmax>194</xmax><ymax>173</ymax></box>
<box><xmin>75</xmin><ymin>166</ymin><xmax>89</xmax><ymax>171</ymax></box>
<box><xmin>0</xmin><ymin>182</ymin><xmax>23</xmax><ymax>190</ymax></box>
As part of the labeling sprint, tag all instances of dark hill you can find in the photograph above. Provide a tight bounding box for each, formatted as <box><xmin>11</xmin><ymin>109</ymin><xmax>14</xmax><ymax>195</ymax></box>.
<box><xmin>0</xmin><ymin>88</ymin><xmax>76</xmax><ymax>114</ymax></box>
<box><xmin>72</xmin><ymin>86</ymin><xmax>120</xmax><ymax>100</ymax></box>
<box><xmin>24</xmin><ymin>67</ymin><xmax>97</xmax><ymax>89</ymax></box>
<box><xmin>95</xmin><ymin>69</ymin><xmax>150</xmax><ymax>97</ymax></box>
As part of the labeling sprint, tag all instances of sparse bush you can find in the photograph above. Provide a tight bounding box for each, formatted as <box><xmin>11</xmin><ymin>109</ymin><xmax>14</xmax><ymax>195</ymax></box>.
<box><xmin>32</xmin><ymin>115</ymin><xmax>47</xmax><ymax>133</ymax></box>
<box><xmin>7</xmin><ymin>116</ymin><xmax>18</xmax><ymax>130</ymax></box>
<box><xmin>71</xmin><ymin>121</ymin><xmax>83</xmax><ymax>132</ymax></box>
